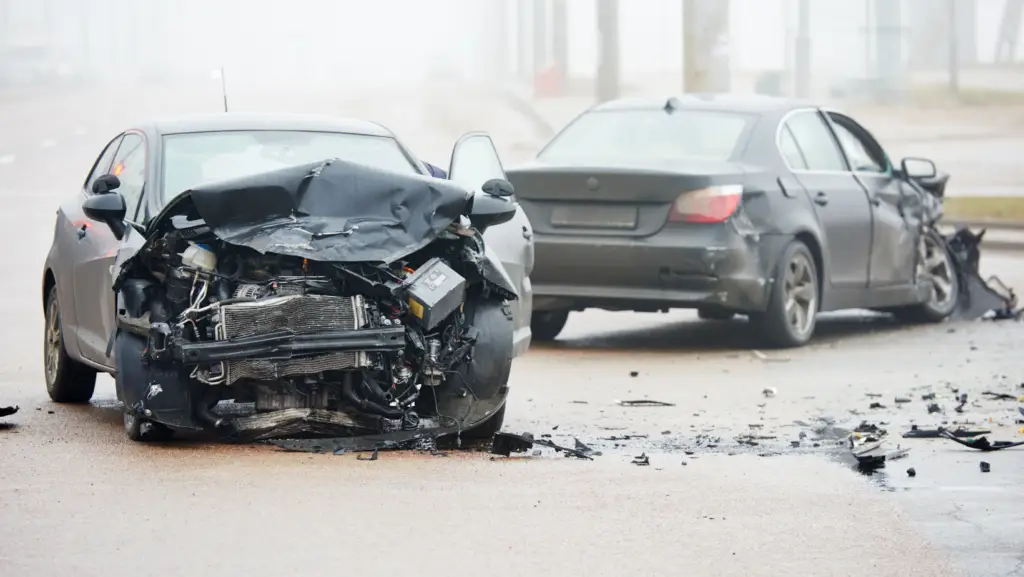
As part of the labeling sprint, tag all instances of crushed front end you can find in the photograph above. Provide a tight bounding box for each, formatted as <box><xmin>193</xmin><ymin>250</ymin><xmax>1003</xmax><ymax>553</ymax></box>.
<box><xmin>111</xmin><ymin>160</ymin><xmax>517</xmax><ymax>443</ymax></box>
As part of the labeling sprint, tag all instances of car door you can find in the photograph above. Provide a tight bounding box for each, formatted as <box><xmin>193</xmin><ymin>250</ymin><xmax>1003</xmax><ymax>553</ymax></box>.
<box><xmin>72</xmin><ymin>132</ymin><xmax>146</xmax><ymax>366</ymax></box>
<box><xmin>57</xmin><ymin>133</ymin><xmax>122</xmax><ymax>365</ymax></box>
<box><xmin>782</xmin><ymin>110</ymin><xmax>872</xmax><ymax>288</ymax></box>
<box><xmin>448</xmin><ymin>132</ymin><xmax>535</xmax><ymax>358</ymax></box>
<box><xmin>824</xmin><ymin>111</ymin><xmax>917</xmax><ymax>287</ymax></box>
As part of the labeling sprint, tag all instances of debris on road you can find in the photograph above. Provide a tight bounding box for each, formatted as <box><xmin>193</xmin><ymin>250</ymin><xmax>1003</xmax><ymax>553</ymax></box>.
<box><xmin>945</xmin><ymin>228</ymin><xmax>1021</xmax><ymax>320</ymax></box>
<box><xmin>980</xmin><ymin>461</ymin><xmax>991</xmax><ymax>473</ymax></box>
<box><xmin>907</xmin><ymin>467</ymin><xmax>917</xmax><ymax>477</ymax></box>
<box><xmin>955</xmin><ymin>393</ymin><xmax>968</xmax><ymax>413</ymax></box>
<box><xmin>927</xmin><ymin>403</ymin><xmax>942</xmax><ymax>414</ymax></box>
<box><xmin>490</xmin><ymin>431</ymin><xmax>595</xmax><ymax>460</ymax></box>
<box><xmin>870</xmin><ymin>402</ymin><xmax>887</xmax><ymax>410</ymax></box>
<box><xmin>939</xmin><ymin>430</ymin><xmax>1024</xmax><ymax>451</ymax></box>
<box><xmin>762</xmin><ymin>387</ymin><xmax>777</xmax><ymax>398</ymax></box>
<box><xmin>616</xmin><ymin>399</ymin><xmax>675</xmax><ymax>407</ymax></box>
<box><xmin>981</xmin><ymin>391</ymin><xmax>1018</xmax><ymax>401</ymax></box>
<box><xmin>0</xmin><ymin>405</ymin><xmax>18</xmax><ymax>418</ymax></box>
<box><xmin>632</xmin><ymin>453</ymin><xmax>650</xmax><ymax>466</ymax></box>
<box><xmin>895</xmin><ymin>397</ymin><xmax>911</xmax><ymax>404</ymax></box>
<box><xmin>629</xmin><ymin>371</ymin><xmax>639</xmax><ymax>377</ymax></box>
<box><xmin>357</xmin><ymin>448</ymin><xmax>379</xmax><ymax>461</ymax></box>
<box><xmin>267</xmin><ymin>429</ymin><xmax>451</xmax><ymax>454</ymax></box>
<box><xmin>921</xmin><ymin>392</ymin><xmax>936</xmax><ymax>401</ymax></box>
<box><xmin>903</xmin><ymin>425</ymin><xmax>991</xmax><ymax>438</ymax></box>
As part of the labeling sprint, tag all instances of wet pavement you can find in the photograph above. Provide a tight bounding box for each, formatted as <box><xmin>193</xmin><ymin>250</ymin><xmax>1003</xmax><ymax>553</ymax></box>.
<box><xmin>2</xmin><ymin>81</ymin><xmax>1024</xmax><ymax>577</ymax></box>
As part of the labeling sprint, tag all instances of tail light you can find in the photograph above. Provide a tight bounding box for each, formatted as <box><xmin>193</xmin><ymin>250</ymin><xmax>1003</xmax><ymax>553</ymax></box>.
<box><xmin>668</xmin><ymin>185</ymin><xmax>744</xmax><ymax>223</ymax></box>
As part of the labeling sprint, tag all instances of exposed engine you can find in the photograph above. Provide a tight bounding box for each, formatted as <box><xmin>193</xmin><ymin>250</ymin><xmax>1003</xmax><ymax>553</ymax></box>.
<box><xmin>114</xmin><ymin>213</ymin><xmax>511</xmax><ymax>439</ymax></box>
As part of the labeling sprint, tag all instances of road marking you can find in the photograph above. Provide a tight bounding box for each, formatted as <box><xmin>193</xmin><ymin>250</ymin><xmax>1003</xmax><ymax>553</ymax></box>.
<box><xmin>40</xmin><ymin>140</ymin><xmax>56</xmax><ymax>148</ymax></box>
<box><xmin>0</xmin><ymin>154</ymin><xmax>14</xmax><ymax>165</ymax></box>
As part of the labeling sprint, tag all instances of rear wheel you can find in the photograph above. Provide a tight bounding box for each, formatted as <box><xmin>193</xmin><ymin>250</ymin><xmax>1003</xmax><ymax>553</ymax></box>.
<box><xmin>892</xmin><ymin>231</ymin><xmax>958</xmax><ymax>323</ymax></box>
<box><xmin>44</xmin><ymin>285</ymin><xmax>97</xmax><ymax>403</ymax></box>
<box><xmin>750</xmin><ymin>240</ymin><xmax>819</xmax><ymax>349</ymax></box>
<box><xmin>531</xmin><ymin>310</ymin><xmax>569</xmax><ymax>342</ymax></box>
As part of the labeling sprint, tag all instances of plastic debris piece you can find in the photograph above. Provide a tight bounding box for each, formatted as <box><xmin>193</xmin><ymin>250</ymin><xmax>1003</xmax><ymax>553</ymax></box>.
<box><xmin>616</xmin><ymin>399</ymin><xmax>675</xmax><ymax>407</ymax></box>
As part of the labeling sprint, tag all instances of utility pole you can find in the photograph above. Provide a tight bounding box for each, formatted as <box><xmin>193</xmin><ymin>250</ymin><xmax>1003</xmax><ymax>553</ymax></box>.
<box><xmin>948</xmin><ymin>0</ymin><xmax>959</xmax><ymax>94</ymax></box>
<box><xmin>794</xmin><ymin>0</ymin><xmax>811</xmax><ymax>98</ymax></box>
<box><xmin>874</xmin><ymin>0</ymin><xmax>904</xmax><ymax>102</ymax></box>
<box><xmin>515</xmin><ymin>0</ymin><xmax>530</xmax><ymax>81</ymax></box>
<box><xmin>551</xmin><ymin>0</ymin><xmax>568</xmax><ymax>91</ymax></box>
<box><xmin>683</xmin><ymin>0</ymin><xmax>731</xmax><ymax>93</ymax></box>
<box><xmin>531</xmin><ymin>0</ymin><xmax>547</xmax><ymax>77</ymax></box>
<box><xmin>596</xmin><ymin>0</ymin><xmax>619</xmax><ymax>102</ymax></box>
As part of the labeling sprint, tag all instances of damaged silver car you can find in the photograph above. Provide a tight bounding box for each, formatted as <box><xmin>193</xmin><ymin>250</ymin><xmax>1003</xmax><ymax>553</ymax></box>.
<box><xmin>508</xmin><ymin>95</ymin><xmax>1014</xmax><ymax>348</ymax></box>
<box><xmin>42</xmin><ymin>114</ymin><xmax>531</xmax><ymax>442</ymax></box>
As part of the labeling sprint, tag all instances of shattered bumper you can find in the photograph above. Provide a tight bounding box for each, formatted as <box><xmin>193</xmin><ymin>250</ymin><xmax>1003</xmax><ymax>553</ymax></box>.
<box><xmin>531</xmin><ymin>229</ymin><xmax>788</xmax><ymax>313</ymax></box>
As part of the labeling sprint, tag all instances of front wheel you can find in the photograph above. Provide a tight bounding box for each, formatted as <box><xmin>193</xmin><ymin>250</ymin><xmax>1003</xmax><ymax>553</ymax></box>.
<box><xmin>891</xmin><ymin>231</ymin><xmax>959</xmax><ymax>323</ymax></box>
<box><xmin>44</xmin><ymin>285</ymin><xmax>97</xmax><ymax>403</ymax></box>
<box><xmin>749</xmin><ymin>239</ymin><xmax>819</xmax><ymax>349</ymax></box>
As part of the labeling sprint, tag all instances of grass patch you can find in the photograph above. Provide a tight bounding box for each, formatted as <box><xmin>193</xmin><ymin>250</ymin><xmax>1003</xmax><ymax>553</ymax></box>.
<box><xmin>944</xmin><ymin>196</ymin><xmax>1024</xmax><ymax>222</ymax></box>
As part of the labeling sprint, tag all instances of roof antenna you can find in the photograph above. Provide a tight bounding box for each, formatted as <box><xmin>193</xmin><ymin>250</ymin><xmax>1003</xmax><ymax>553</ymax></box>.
<box><xmin>219</xmin><ymin>66</ymin><xmax>229</xmax><ymax>113</ymax></box>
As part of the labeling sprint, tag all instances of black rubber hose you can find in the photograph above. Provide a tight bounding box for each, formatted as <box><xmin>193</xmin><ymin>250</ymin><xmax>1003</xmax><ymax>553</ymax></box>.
<box><xmin>342</xmin><ymin>378</ymin><xmax>404</xmax><ymax>419</ymax></box>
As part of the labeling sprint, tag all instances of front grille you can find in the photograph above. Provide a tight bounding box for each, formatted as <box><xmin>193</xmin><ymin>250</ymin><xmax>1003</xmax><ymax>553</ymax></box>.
<box><xmin>220</xmin><ymin>295</ymin><xmax>365</xmax><ymax>340</ymax></box>
<box><xmin>218</xmin><ymin>295</ymin><xmax>370</xmax><ymax>384</ymax></box>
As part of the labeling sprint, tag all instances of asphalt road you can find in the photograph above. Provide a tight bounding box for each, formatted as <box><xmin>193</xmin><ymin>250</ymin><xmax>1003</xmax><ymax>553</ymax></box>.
<box><xmin>2</xmin><ymin>82</ymin><xmax>1023</xmax><ymax>577</ymax></box>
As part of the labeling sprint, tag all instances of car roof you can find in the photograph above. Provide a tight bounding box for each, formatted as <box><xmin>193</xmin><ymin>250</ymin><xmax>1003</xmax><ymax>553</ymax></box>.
<box><xmin>590</xmin><ymin>94</ymin><xmax>816</xmax><ymax>116</ymax></box>
<box><xmin>136</xmin><ymin>112</ymin><xmax>396</xmax><ymax>137</ymax></box>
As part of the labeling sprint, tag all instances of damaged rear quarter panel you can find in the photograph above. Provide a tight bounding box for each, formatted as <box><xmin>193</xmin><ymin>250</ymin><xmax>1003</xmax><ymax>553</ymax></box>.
<box><xmin>732</xmin><ymin>171</ymin><xmax>828</xmax><ymax>305</ymax></box>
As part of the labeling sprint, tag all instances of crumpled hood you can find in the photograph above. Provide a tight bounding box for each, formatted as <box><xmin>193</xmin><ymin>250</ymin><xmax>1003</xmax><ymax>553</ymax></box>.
<box><xmin>149</xmin><ymin>158</ymin><xmax>472</xmax><ymax>264</ymax></box>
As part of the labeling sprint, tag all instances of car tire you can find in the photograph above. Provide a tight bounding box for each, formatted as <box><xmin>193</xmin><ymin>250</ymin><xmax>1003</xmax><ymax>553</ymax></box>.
<box><xmin>122</xmin><ymin>410</ymin><xmax>174</xmax><ymax>443</ymax></box>
<box><xmin>531</xmin><ymin>310</ymin><xmax>569</xmax><ymax>342</ymax></box>
<box><xmin>462</xmin><ymin>403</ymin><xmax>506</xmax><ymax>440</ymax></box>
<box><xmin>698</xmin><ymin>307</ymin><xmax>736</xmax><ymax>321</ymax></box>
<box><xmin>750</xmin><ymin>239</ymin><xmax>819</xmax><ymax>349</ymax></box>
<box><xmin>44</xmin><ymin>285</ymin><xmax>97</xmax><ymax>404</ymax></box>
<box><xmin>891</xmin><ymin>231</ymin><xmax>959</xmax><ymax>323</ymax></box>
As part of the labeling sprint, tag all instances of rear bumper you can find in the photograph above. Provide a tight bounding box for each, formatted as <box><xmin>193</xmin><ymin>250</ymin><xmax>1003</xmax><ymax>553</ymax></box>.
<box><xmin>531</xmin><ymin>228</ymin><xmax>790</xmax><ymax>313</ymax></box>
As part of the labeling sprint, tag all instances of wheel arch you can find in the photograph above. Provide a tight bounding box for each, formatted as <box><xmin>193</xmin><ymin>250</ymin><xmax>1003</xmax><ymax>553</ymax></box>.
<box><xmin>43</xmin><ymin>268</ymin><xmax>57</xmax><ymax>311</ymax></box>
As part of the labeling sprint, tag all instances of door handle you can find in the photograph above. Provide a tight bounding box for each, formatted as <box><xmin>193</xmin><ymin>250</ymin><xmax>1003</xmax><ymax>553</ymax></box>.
<box><xmin>813</xmin><ymin>191</ymin><xmax>828</xmax><ymax>206</ymax></box>
<box><xmin>76</xmin><ymin>224</ymin><xmax>88</xmax><ymax>240</ymax></box>
<box><xmin>869</xmin><ymin>196</ymin><xmax>881</xmax><ymax>207</ymax></box>
<box><xmin>522</xmin><ymin>226</ymin><xmax>533</xmax><ymax>240</ymax></box>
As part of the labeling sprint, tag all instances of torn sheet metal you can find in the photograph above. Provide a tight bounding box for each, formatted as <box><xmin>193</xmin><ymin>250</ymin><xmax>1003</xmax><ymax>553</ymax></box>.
<box><xmin>944</xmin><ymin>228</ymin><xmax>1020</xmax><ymax>320</ymax></box>
<box><xmin>144</xmin><ymin>159</ymin><xmax>472</xmax><ymax>264</ymax></box>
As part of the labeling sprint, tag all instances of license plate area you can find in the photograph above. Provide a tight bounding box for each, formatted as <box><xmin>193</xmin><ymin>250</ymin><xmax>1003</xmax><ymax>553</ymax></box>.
<box><xmin>550</xmin><ymin>204</ymin><xmax>638</xmax><ymax>230</ymax></box>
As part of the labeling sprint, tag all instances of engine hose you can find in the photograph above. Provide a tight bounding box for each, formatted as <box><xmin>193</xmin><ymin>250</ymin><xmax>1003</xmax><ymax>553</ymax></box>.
<box><xmin>342</xmin><ymin>378</ymin><xmax>405</xmax><ymax>419</ymax></box>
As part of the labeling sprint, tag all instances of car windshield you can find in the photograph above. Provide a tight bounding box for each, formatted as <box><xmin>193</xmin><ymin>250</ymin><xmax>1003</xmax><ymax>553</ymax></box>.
<box><xmin>161</xmin><ymin>130</ymin><xmax>419</xmax><ymax>201</ymax></box>
<box><xmin>538</xmin><ymin>109</ymin><xmax>754</xmax><ymax>163</ymax></box>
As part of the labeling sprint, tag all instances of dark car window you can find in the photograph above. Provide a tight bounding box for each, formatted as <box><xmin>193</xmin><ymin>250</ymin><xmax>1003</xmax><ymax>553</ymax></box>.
<box><xmin>827</xmin><ymin>114</ymin><xmax>887</xmax><ymax>173</ymax></box>
<box><xmin>110</xmin><ymin>134</ymin><xmax>146</xmax><ymax>221</ymax></box>
<box><xmin>84</xmin><ymin>135</ymin><xmax>123</xmax><ymax>193</ymax></box>
<box><xmin>783</xmin><ymin>112</ymin><xmax>847</xmax><ymax>172</ymax></box>
<box><xmin>161</xmin><ymin>130</ymin><xmax>419</xmax><ymax>202</ymax></box>
<box><xmin>778</xmin><ymin>125</ymin><xmax>808</xmax><ymax>170</ymax></box>
<box><xmin>538</xmin><ymin>109</ymin><xmax>755</xmax><ymax>163</ymax></box>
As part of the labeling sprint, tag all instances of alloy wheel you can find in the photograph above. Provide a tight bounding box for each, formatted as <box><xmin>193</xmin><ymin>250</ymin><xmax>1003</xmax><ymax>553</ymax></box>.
<box><xmin>919</xmin><ymin>235</ymin><xmax>955</xmax><ymax>309</ymax></box>
<box><xmin>784</xmin><ymin>253</ymin><xmax>817</xmax><ymax>338</ymax></box>
<box><xmin>45</xmin><ymin>297</ymin><xmax>62</xmax><ymax>385</ymax></box>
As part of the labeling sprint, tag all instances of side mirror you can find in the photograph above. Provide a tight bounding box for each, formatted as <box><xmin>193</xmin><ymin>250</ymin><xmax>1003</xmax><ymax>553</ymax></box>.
<box><xmin>83</xmin><ymin>192</ymin><xmax>128</xmax><ymax>240</ymax></box>
<box><xmin>901</xmin><ymin>157</ymin><xmax>937</xmax><ymax>179</ymax></box>
<box><xmin>481</xmin><ymin>178</ymin><xmax>515</xmax><ymax>198</ymax></box>
<box><xmin>470</xmin><ymin>193</ymin><xmax>517</xmax><ymax>231</ymax></box>
<box><xmin>92</xmin><ymin>173</ymin><xmax>122</xmax><ymax>195</ymax></box>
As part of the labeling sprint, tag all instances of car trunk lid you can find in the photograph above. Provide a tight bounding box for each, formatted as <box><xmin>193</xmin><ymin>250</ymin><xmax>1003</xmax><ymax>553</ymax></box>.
<box><xmin>506</xmin><ymin>160</ymin><xmax>749</xmax><ymax>237</ymax></box>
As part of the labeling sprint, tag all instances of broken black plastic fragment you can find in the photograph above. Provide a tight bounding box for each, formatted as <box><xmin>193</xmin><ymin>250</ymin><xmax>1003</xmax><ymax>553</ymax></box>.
<box><xmin>617</xmin><ymin>399</ymin><xmax>675</xmax><ymax>407</ymax></box>
<box><xmin>939</xmin><ymin>430</ymin><xmax>1024</xmax><ymax>451</ymax></box>
<box><xmin>902</xmin><ymin>425</ymin><xmax>991</xmax><ymax>438</ymax></box>
<box><xmin>632</xmin><ymin>453</ymin><xmax>650</xmax><ymax>466</ymax></box>
<box><xmin>358</xmin><ymin>448</ymin><xmax>379</xmax><ymax>461</ymax></box>
<box><xmin>980</xmin><ymin>461</ymin><xmax>991</xmax><ymax>473</ymax></box>
<box><xmin>0</xmin><ymin>405</ymin><xmax>18</xmax><ymax>418</ymax></box>
<box><xmin>981</xmin><ymin>391</ymin><xmax>1017</xmax><ymax>401</ymax></box>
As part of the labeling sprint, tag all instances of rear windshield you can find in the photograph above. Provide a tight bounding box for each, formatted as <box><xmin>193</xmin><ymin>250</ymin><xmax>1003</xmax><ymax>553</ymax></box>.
<box><xmin>162</xmin><ymin>130</ymin><xmax>419</xmax><ymax>201</ymax></box>
<box><xmin>538</xmin><ymin>109</ymin><xmax>754</xmax><ymax>163</ymax></box>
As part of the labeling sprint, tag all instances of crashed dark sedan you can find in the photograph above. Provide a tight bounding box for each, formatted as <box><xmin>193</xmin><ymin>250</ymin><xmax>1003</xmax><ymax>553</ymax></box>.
<box><xmin>507</xmin><ymin>94</ymin><xmax>1003</xmax><ymax>347</ymax></box>
<box><xmin>41</xmin><ymin>113</ymin><xmax>526</xmax><ymax>443</ymax></box>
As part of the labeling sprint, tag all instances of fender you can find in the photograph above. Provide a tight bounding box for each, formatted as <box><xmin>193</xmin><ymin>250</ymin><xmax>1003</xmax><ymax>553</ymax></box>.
<box><xmin>480</xmin><ymin>242</ymin><xmax>519</xmax><ymax>300</ymax></box>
